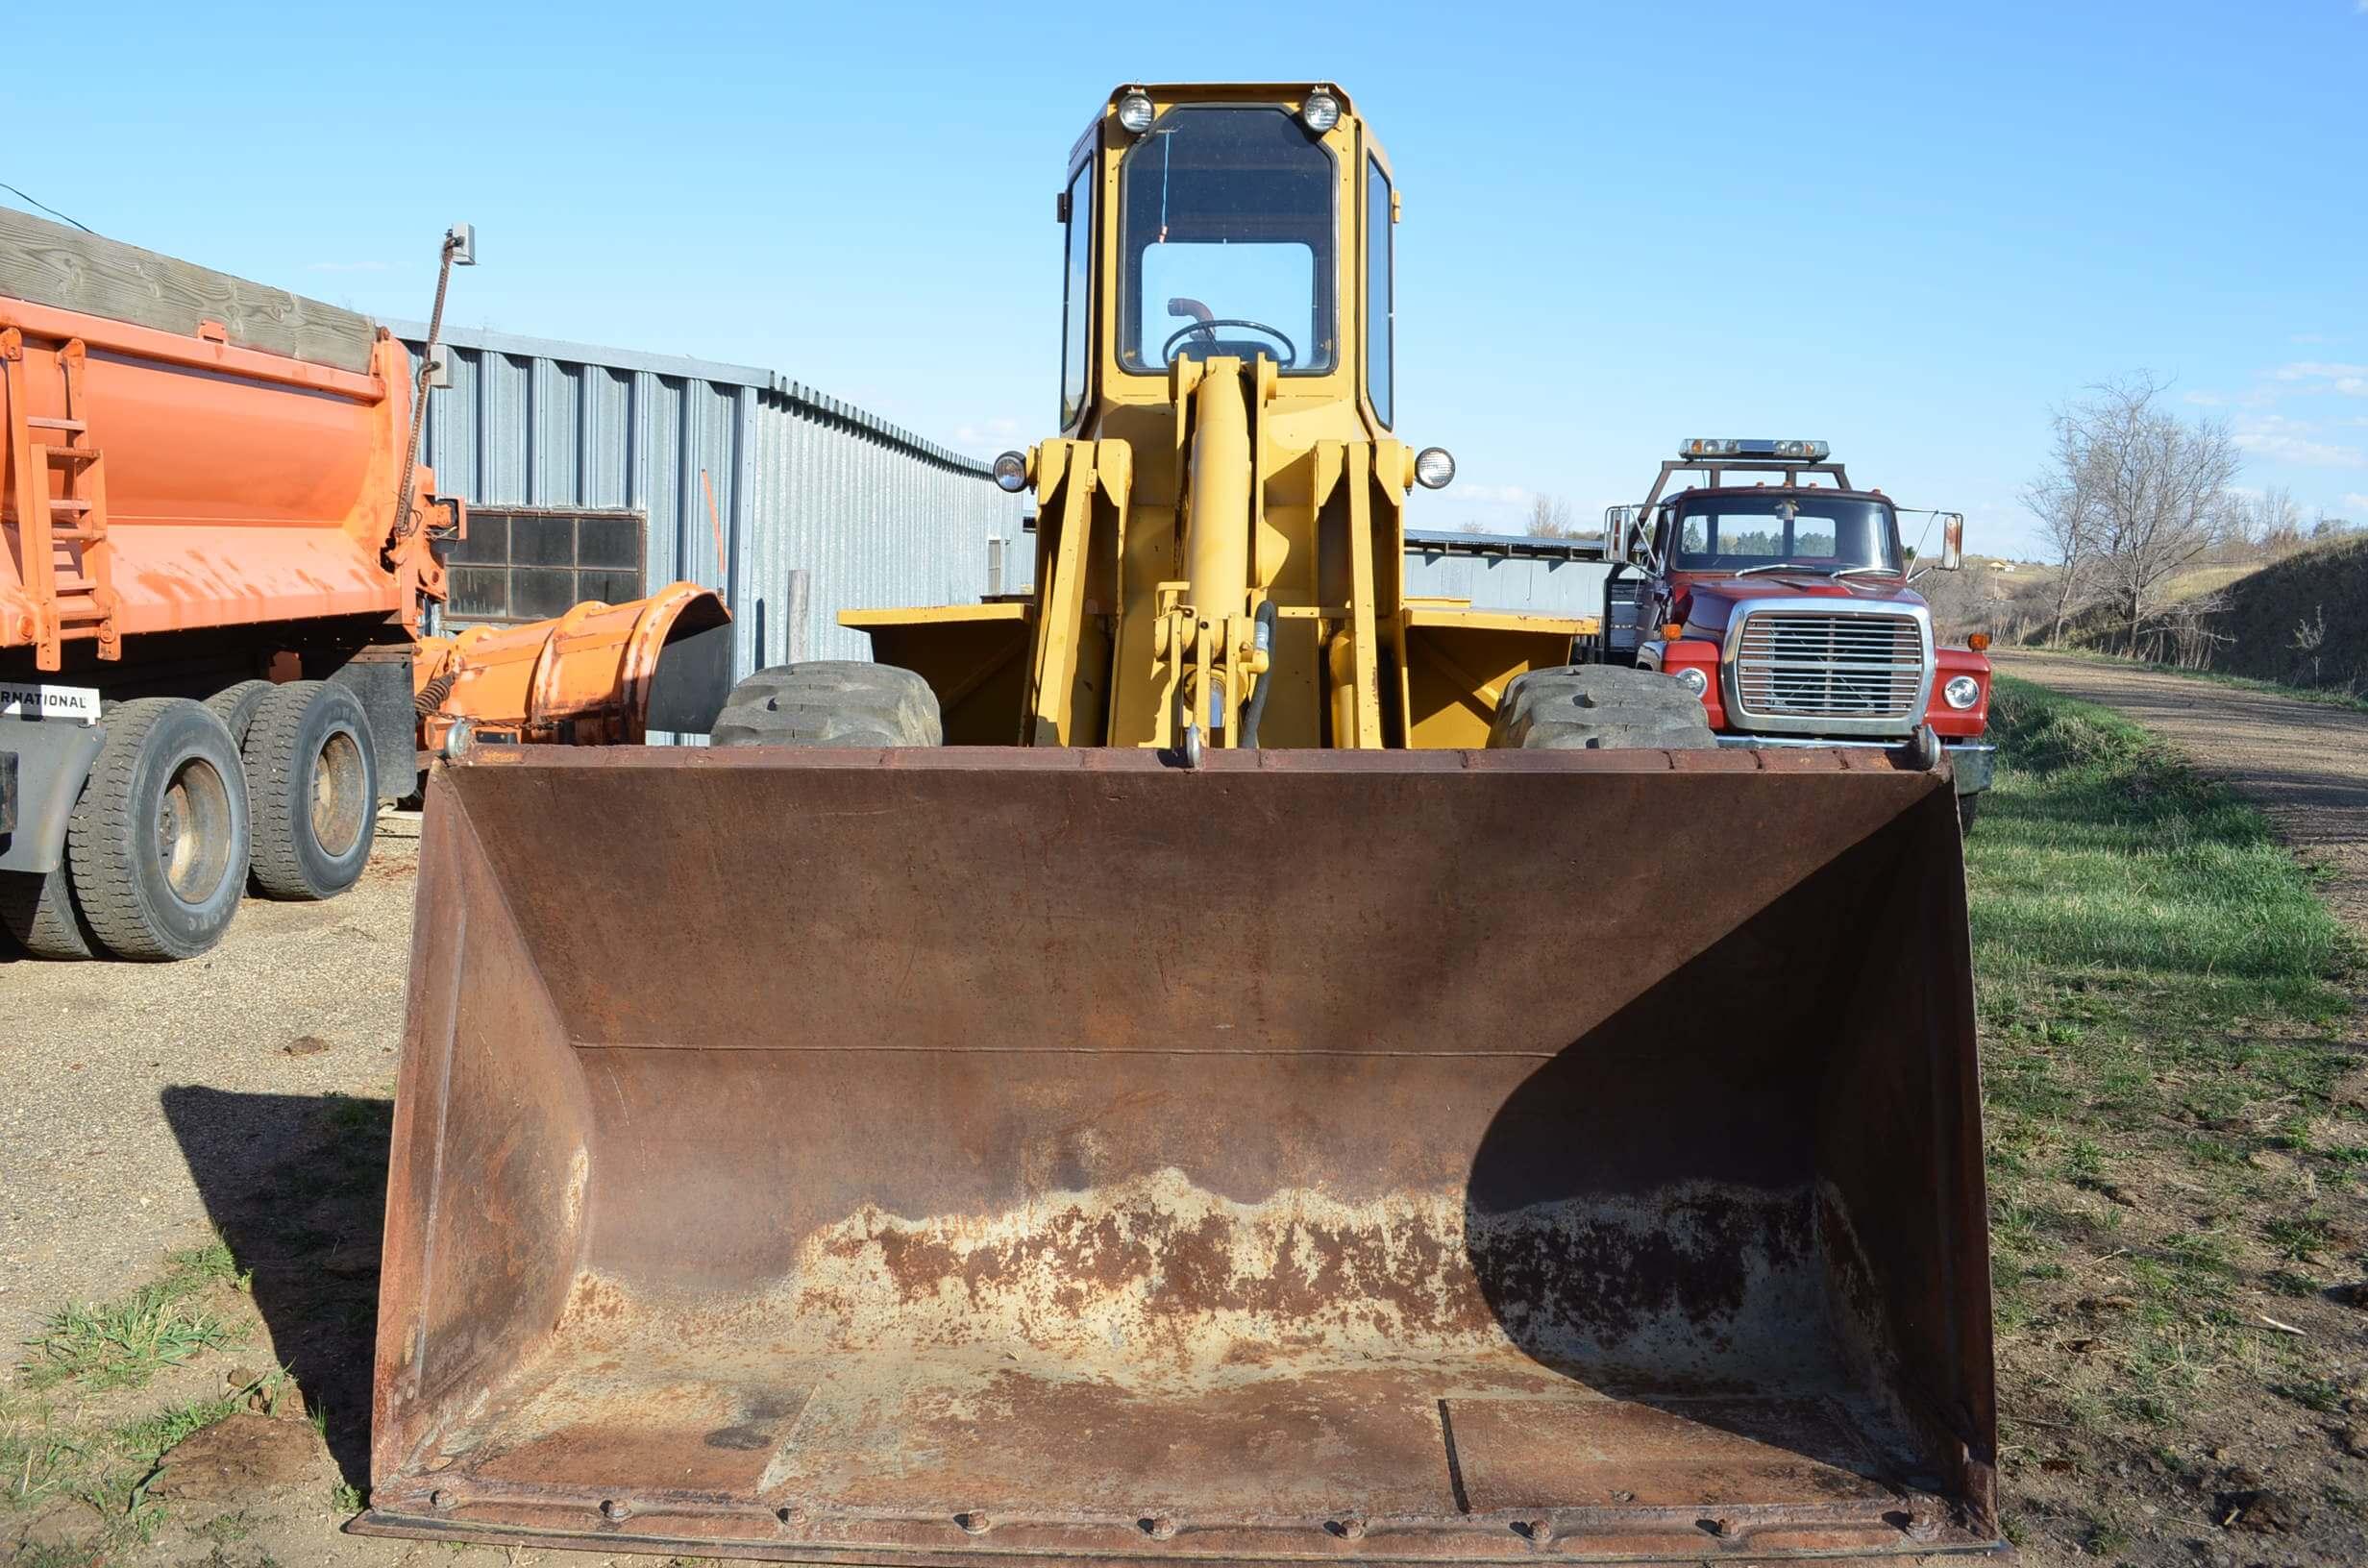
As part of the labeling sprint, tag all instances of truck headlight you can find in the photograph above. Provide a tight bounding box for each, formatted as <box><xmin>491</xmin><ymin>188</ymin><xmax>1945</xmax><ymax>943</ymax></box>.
<box><xmin>1414</xmin><ymin>447</ymin><xmax>1455</xmax><ymax>489</ymax></box>
<box><xmin>992</xmin><ymin>451</ymin><xmax>1028</xmax><ymax>493</ymax></box>
<box><xmin>1943</xmin><ymin>674</ymin><xmax>1981</xmax><ymax>709</ymax></box>
<box><xmin>1674</xmin><ymin>667</ymin><xmax>1709</xmax><ymax>697</ymax></box>
<box><xmin>1300</xmin><ymin>88</ymin><xmax>1342</xmax><ymax>134</ymax></box>
<box><xmin>1116</xmin><ymin>89</ymin><xmax>1155</xmax><ymax>135</ymax></box>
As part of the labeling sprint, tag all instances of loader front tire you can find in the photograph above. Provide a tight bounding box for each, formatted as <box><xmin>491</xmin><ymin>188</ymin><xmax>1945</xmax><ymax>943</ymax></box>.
<box><xmin>710</xmin><ymin>662</ymin><xmax>943</xmax><ymax>748</ymax></box>
<box><xmin>1490</xmin><ymin>664</ymin><xmax>1717</xmax><ymax>750</ymax></box>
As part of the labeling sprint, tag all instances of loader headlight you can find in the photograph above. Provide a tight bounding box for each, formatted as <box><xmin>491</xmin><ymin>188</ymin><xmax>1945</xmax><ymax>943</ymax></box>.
<box><xmin>1116</xmin><ymin>89</ymin><xmax>1156</xmax><ymax>135</ymax></box>
<box><xmin>1414</xmin><ymin>447</ymin><xmax>1456</xmax><ymax>489</ymax></box>
<box><xmin>1300</xmin><ymin>88</ymin><xmax>1341</xmax><ymax>134</ymax></box>
<box><xmin>992</xmin><ymin>451</ymin><xmax>1029</xmax><ymax>493</ymax></box>
<box><xmin>1673</xmin><ymin>667</ymin><xmax>1710</xmax><ymax>697</ymax></box>
<box><xmin>1943</xmin><ymin>674</ymin><xmax>1981</xmax><ymax>709</ymax></box>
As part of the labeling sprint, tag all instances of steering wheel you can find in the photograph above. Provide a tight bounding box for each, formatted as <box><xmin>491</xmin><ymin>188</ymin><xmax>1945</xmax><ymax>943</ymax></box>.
<box><xmin>1161</xmin><ymin>318</ymin><xmax>1298</xmax><ymax>368</ymax></box>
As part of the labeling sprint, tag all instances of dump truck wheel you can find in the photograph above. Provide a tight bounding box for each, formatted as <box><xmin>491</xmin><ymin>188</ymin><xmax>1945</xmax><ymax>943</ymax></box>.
<box><xmin>243</xmin><ymin>681</ymin><xmax>378</xmax><ymax>901</ymax></box>
<box><xmin>1490</xmin><ymin>664</ymin><xmax>1717</xmax><ymax>749</ymax></box>
<box><xmin>64</xmin><ymin>698</ymin><xmax>251</xmax><ymax>961</ymax></box>
<box><xmin>0</xmin><ymin>866</ymin><xmax>102</xmax><ymax>960</ymax></box>
<box><xmin>710</xmin><ymin>662</ymin><xmax>943</xmax><ymax>747</ymax></box>
<box><xmin>205</xmin><ymin>679</ymin><xmax>278</xmax><ymax>749</ymax></box>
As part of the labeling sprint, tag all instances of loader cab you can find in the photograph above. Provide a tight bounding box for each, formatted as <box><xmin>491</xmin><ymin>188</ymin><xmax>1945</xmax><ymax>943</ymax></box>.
<box><xmin>1058</xmin><ymin>85</ymin><xmax>1394</xmax><ymax>438</ymax></box>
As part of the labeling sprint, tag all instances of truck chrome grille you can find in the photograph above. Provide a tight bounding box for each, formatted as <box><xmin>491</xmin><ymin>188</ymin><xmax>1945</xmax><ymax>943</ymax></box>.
<box><xmin>1733</xmin><ymin>611</ymin><xmax>1924</xmax><ymax>722</ymax></box>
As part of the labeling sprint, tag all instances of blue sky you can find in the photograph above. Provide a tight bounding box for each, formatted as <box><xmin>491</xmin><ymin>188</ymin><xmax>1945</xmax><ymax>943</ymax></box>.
<box><xmin>10</xmin><ymin>0</ymin><xmax>2365</xmax><ymax>554</ymax></box>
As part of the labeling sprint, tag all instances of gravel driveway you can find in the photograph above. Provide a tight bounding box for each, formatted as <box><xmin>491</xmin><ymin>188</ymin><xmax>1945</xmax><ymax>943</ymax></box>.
<box><xmin>1</xmin><ymin>818</ymin><xmax>418</xmax><ymax>1351</ymax></box>
<box><xmin>1997</xmin><ymin>651</ymin><xmax>2368</xmax><ymax>938</ymax></box>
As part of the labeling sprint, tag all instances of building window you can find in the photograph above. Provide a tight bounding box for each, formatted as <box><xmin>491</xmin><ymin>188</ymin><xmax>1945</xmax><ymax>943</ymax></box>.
<box><xmin>442</xmin><ymin>507</ymin><xmax>646</xmax><ymax>623</ymax></box>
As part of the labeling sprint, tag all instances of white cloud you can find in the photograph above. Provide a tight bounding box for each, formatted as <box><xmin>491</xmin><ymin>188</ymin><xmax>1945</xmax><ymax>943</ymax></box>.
<box><xmin>2273</xmin><ymin>361</ymin><xmax>2368</xmax><ymax>395</ymax></box>
<box><xmin>305</xmin><ymin>260</ymin><xmax>390</xmax><ymax>273</ymax></box>
<box><xmin>2182</xmin><ymin>389</ymin><xmax>2228</xmax><ymax>407</ymax></box>
<box><xmin>2345</xmin><ymin>493</ymin><xmax>2368</xmax><ymax>513</ymax></box>
<box><xmin>2234</xmin><ymin>413</ymin><xmax>2367</xmax><ymax>468</ymax></box>
<box><xmin>2291</xmin><ymin>332</ymin><xmax>2334</xmax><ymax>346</ymax></box>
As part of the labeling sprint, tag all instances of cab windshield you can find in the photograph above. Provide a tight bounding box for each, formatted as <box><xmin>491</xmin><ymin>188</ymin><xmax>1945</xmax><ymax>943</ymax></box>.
<box><xmin>1119</xmin><ymin>106</ymin><xmax>1336</xmax><ymax>374</ymax></box>
<box><xmin>1668</xmin><ymin>495</ymin><xmax>1903</xmax><ymax>577</ymax></box>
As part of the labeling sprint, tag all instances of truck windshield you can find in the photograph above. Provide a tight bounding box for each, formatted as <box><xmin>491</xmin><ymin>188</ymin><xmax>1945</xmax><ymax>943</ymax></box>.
<box><xmin>1119</xmin><ymin>106</ymin><xmax>1336</xmax><ymax>374</ymax></box>
<box><xmin>1668</xmin><ymin>496</ymin><xmax>1902</xmax><ymax>576</ymax></box>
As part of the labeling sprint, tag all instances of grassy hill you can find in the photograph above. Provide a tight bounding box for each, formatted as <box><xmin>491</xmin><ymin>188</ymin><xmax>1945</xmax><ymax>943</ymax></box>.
<box><xmin>1993</xmin><ymin>535</ymin><xmax>2368</xmax><ymax>697</ymax></box>
<box><xmin>2197</xmin><ymin>532</ymin><xmax>2368</xmax><ymax>694</ymax></box>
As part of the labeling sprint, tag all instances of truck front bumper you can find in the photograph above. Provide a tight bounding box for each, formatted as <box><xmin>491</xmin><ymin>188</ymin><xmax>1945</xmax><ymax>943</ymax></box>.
<box><xmin>1713</xmin><ymin>734</ymin><xmax>1995</xmax><ymax>796</ymax></box>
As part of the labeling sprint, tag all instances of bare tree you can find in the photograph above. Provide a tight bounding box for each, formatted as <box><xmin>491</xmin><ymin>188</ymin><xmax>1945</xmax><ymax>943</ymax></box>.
<box><xmin>2038</xmin><ymin>375</ymin><xmax>2241</xmax><ymax>658</ymax></box>
<box><xmin>2022</xmin><ymin>408</ymin><xmax>2104</xmax><ymax>645</ymax></box>
<box><xmin>2250</xmin><ymin>484</ymin><xmax>2303</xmax><ymax>552</ymax></box>
<box><xmin>1525</xmin><ymin>494</ymin><xmax>1575</xmax><ymax>538</ymax></box>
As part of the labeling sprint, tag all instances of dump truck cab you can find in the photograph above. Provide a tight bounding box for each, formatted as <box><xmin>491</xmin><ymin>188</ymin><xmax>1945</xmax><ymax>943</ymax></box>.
<box><xmin>1605</xmin><ymin>440</ymin><xmax>1996</xmax><ymax>825</ymax></box>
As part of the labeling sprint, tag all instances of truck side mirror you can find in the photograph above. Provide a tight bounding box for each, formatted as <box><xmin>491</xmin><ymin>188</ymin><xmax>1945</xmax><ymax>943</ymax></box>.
<box><xmin>1603</xmin><ymin>505</ymin><xmax>1638</xmax><ymax>565</ymax></box>
<box><xmin>1939</xmin><ymin>512</ymin><xmax>1964</xmax><ymax>571</ymax></box>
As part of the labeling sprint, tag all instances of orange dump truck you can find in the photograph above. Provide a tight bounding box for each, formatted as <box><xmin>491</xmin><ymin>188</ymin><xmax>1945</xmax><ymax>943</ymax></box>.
<box><xmin>0</xmin><ymin>210</ymin><xmax>728</xmax><ymax>960</ymax></box>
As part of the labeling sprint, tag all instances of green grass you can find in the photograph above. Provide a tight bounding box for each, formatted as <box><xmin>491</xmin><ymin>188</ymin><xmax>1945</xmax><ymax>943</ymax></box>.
<box><xmin>18</xmin><ymin>1241</ymin><xmax>252</xmax><ymax>1394</ymax></box>
<box><xmin>2008</xmin><ymin>644</ymin><xmax>2368</xmax><ymax>712</ymax></box>
<box><xmin>1972</xmin><ymin>676</ymin><xmax>2366</xmax><ymax>1548</ymax></box>
<box><xmin>1971</xmin><ymin>677</ymin><xmax>2354</xmax><ymax>1026</ymax></box>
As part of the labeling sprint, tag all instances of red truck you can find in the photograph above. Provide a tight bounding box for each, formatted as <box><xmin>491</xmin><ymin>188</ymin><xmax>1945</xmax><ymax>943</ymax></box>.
<box><xmin>1602</xmin><ymin>439</ymin><xmax>1994</xmax><ymax>827</ymax></box>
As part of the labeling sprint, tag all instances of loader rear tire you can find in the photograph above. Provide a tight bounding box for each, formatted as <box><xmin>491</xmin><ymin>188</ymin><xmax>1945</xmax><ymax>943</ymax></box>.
<box><xmin>710</xmin><ymin>662</ymin><xmax>943</xmax><ymax>748</ymax></box>
<box><xmin>1490</xmin><ymin>664</ymin><xmax>1717</xmax><ymax>750</ymax></box>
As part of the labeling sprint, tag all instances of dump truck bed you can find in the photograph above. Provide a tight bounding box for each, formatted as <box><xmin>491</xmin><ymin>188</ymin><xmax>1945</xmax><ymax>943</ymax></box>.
<box><xmin>362</xmin><ymin>745</ymin><xmax>1997</xmax><ymax>1562</ymax></box>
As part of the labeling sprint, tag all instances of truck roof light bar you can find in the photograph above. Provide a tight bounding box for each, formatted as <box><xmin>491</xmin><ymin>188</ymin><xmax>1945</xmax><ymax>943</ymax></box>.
<box><xmin>1678</xmin><ymin>438</ymin><xmax>1831</xmax><ymax>461</ymax></box>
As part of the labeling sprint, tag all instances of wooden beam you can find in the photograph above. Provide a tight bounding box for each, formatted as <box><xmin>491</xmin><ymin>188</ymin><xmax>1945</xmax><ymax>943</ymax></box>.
<box><xmin>0</xmin><ymin>207</ymin><xmax>377</xmax><ymax>373</ymax></box>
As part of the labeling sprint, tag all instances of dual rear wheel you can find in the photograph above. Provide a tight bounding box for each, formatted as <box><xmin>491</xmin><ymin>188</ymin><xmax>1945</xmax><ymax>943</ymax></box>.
<box><xmin>0</xmin><ymin>681</ymin><xmax>377</xmax><ymax>961</ymax></box>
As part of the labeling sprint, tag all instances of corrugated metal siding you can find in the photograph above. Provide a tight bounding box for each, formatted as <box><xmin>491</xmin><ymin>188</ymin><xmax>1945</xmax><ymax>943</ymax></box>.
<box><xmin>398</xmin><ymin>323</ymin><xmax>1026</xmax><ymax>688</ymax></box>
<box><xmin>1402</xmin><ymin>539</ymin><xmax>1614</xmax><ymax>618</ymax></box>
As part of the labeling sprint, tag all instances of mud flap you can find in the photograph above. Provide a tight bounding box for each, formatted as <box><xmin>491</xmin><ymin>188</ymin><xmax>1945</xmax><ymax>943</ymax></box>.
<box><xmin>363</xmin><ymin>745</ymin><xmax>1998</xmax><ymax>1562</ymax></box>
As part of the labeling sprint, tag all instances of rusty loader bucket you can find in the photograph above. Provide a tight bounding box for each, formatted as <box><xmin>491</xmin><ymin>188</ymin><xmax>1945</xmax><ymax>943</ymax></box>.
<box><xmin>361</xmin><ymin>746</ymin><xmax>1998</xmax><ymax>1562</ymax></box>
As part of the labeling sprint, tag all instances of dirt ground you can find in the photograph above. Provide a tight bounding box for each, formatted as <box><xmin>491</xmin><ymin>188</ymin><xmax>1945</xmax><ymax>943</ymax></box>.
<box><xmin>1996</xmin><ymin>651</ymin><xmax>2368</xmax><ymax>934</ymax></box>
<box><xmin>2</xmin><ymin>817</ymin><xmax>705</xmax><ymax>1567</ymax></box>
<box><xmin>6</xmin><ymin>664</ymin><xmax>2365</xmax><ymax>1565</ymax></box>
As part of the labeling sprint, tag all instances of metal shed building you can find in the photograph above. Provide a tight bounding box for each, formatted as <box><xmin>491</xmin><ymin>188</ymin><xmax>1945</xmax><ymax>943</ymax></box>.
<box><xmin>395</xmin><ymin>323</ymin><xmax>1025</xmax><ymax>678</ymax></box>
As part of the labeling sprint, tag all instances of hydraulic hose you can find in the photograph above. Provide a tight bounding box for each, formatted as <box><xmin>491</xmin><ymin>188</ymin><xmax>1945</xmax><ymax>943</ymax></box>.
<box><xmin>1240</xmin><ymin>599</ymin><xmax>1279</xmax><ymax>747</ymax></box>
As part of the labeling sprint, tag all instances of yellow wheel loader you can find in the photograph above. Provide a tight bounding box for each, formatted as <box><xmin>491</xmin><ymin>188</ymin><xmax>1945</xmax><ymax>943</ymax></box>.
<box><xmin>364</xmin><ymin>84</ymin><xmax>2000</xmax><ymax>1564</ymax></box>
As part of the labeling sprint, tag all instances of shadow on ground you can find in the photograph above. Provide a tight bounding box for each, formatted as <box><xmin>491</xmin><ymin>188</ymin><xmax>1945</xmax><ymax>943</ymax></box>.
<box><xmin>160</xmin><ymin>1085</ymin><xmax>391</xmax><ymax>1488</ymax></box>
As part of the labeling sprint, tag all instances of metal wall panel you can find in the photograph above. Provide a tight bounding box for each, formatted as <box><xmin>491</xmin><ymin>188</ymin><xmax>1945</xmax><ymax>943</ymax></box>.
<box><xmin>400</xmin><ymin>323</ymin><xmax>1027</xmax><ymax>698</ymax></box>
<box><xmin>1401</xmin><ymin>529</ymin><xmax>1613</xmax><ymax>617</ymax></box>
